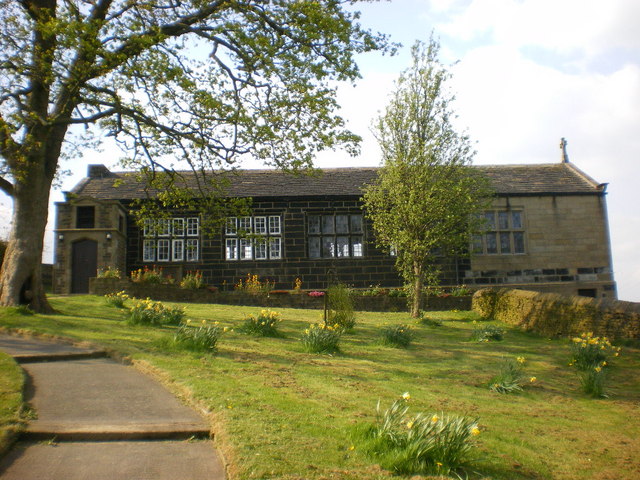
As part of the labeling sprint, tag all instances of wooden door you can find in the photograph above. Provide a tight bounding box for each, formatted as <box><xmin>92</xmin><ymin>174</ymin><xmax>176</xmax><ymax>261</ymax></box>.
<box><xmin>71</xmin><ymin>239</ymin><xmax>97</xmax><ymax>293</ymax></box>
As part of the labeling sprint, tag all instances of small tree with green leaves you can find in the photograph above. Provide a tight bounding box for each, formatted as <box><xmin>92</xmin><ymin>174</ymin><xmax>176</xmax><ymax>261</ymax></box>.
<box><xmin>362</xmin><ymin>37</ymin><xmax>492</xmax><ymax>318</ymax></box>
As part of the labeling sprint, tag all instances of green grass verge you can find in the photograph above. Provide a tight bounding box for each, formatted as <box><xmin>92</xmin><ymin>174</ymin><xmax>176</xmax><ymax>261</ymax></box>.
<box><xmin>0</xmin><ymin>296</ymin><xmax>639</xmax><ymax>479</ymax></box>
<box><xmin>0</xmin><ymin>350</ymin><xmax>25</xmax><ymax>456</ymax></box>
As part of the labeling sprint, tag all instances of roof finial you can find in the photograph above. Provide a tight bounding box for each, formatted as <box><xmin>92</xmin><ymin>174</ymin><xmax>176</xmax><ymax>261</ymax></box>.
<box><xmin>560</xmin><ymin>137</ymin><xmax>569</xmax><ymax>163</ymax></box>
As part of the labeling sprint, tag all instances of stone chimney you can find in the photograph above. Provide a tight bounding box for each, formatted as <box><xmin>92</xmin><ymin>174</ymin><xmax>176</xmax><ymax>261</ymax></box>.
<box><xmin>87</xmin><ymin>164</ymin><xmax>111</xmax><ymax>178</ymax></box>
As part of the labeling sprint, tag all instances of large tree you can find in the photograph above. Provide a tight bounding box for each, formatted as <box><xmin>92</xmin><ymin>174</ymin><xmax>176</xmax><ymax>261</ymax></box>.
<box><xmin>0</xmin><ymin>0</ymin><xmax>391</xmax><ymax>312</ymax></box>
<box><xmin>362</xmin><ymin>38</ymin><xmax>492</xmax><ymax>318</ymax></box>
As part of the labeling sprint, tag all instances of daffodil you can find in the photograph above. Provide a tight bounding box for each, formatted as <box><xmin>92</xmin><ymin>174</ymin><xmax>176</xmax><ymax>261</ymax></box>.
<box><xmin>517</xmin><ymin>356</ymin><xmax>525</xmax><ymax>364</ymax></box>
<box><xmin>431</xmin><ymin>414</ymin><xmax>439</xmax><ymax>423</ymax></box>
<box><xmin>401</xmin><ymin>392</ymin><xmax>411</xmax><ymax>401</ymax></box>
<box><xmin>406</xmin><ymin>421</ymin><xmax>414</xmax><ymax>429</ymax></box>
<box><xmin>530</xmin><ymin>377</ymin><xmax>537</xmax><ymax>383</ymax></box>
<box><xmin>471</xmin><ymin>426</ymin><xmax>480</xmax><ymax>436</ymax></box>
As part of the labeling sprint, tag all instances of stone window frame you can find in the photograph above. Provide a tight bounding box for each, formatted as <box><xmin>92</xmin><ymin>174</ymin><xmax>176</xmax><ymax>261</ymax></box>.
<box><xmin>307</xmin><ymin>213</ymin><xmax>364</xmax><ymax>259</ymax></box>
<box><xmin>142</xmin><ymin>216</ymin><xmax>200</xmax><ymax>262</ymax></box>
<box><xmin>225</xmin><ymin>215</ymin><xmax>282</xmax><ymax>261</ymax></box>
<box><xmin>472</xmin><ymin>209</ymin><xmax>526</xmax><ymax>255</ymax></box>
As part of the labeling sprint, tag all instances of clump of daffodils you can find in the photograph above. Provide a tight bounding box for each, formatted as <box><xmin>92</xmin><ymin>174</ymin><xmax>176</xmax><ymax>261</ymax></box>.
<box><xmin>173</xmin><ymin>319</ymin><xmax>226</xmax><ymax>353</ymax></box>
<box><xmin>125</xmin><ymin>298</ymin><xmax>185</xmax><ymax>326</ymax></box>
<box><xmin>301</xmin><ymin>323</ymin><xmax>341</xmax><ymax>354</ymax></box>
<box><xmin>489</xmin><ymin>356</ymin><xmax>536</xmax><ymax>394</ymax></box>
<box><xmin>240</xmin><ymin>309</ymin><xmax>283</xmax><ymax>337</ymax></box>
<box><xmin>380</xmin><ymin>324</ymin><xmax>414</xmax><ymax>348</ymax></box>
<box><xmin>104</xmin><ymin>291</ymin><xmax>129</xmax><ymax>308</ymax></box>
<box><xmin>357</xmin><ymin>392</ymin><xmax>481</xmax><ymax>476</ymax></box>
<box><xmin>569</xmin><ymin>332</ymin><xmax>620</xmax><ymax>370</ymax></box>
<box><xmin>569</xmin><ymin>332</ymin><xmax>621</xmax><ymax>398</ymax></box>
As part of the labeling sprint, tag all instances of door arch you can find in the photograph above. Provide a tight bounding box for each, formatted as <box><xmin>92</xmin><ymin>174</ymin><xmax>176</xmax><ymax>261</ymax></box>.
<box><xmin>71</xmin><ymin>239</ymin><xmax>98</xmax><ymax>293</ymax></box>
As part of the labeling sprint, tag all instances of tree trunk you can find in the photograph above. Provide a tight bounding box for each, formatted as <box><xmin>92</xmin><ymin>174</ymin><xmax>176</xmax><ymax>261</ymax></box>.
<box><xmin>411</xmin><ymin>262</ymin><xmax>423</xmax><ymax>318</ymax></box>
<box><xmin>0</xmin><ymin>163</ymin><xmax>55</xmax><ymax>313</ymax></box>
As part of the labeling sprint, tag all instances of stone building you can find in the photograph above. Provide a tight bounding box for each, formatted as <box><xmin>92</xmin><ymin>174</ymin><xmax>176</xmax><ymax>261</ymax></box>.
<box><xmin>52</xmin><ymin>159</ymin><xmax>616</xmax><ymax>299</ymax></box>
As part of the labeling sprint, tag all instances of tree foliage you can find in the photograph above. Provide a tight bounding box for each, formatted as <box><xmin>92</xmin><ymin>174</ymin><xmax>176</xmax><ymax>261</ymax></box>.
<box><xmin>362</xmin><ymin>38</ymin><xmax>493</xmax><ymax>317</ymax></box>
<box><xmin>0</xmin><ymin>0</ymin><xmax>392</xmax><ymax>310</ymax></box>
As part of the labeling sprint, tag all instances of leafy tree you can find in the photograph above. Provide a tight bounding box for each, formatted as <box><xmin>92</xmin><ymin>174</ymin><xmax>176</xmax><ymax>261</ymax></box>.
<box><xmin>362</xmin><ymin>38</ymin><xmax>492</xmax><ymax>318</ymax></box>
<box><xmin>0</xmin><ymin>0</ymin><xmax>391</xmax><ymax>312</ymax></box>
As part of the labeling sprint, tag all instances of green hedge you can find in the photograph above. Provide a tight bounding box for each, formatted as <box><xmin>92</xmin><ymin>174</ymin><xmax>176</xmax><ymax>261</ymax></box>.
<box><xmin>472</xmin><ymin>288</ymin><xmax>640</xmax><ymax>339</ymax></box>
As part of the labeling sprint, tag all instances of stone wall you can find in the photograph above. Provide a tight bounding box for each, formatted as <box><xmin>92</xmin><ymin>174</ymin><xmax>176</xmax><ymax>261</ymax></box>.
<box><xmin>465</xmin><ymin>195</ymin><xmax>616</xmax><ymax>299</ymax></box>
<box><xmin>89</xmin><ymin>278</ymin><xmax>471</xmax><ymax>312</ymax></box>
<box><xmin>123</xmin><ymin>196</ymin><xmax>465</xmax><ymax>291</ymax></box>
<box><xmin>472</xmin><ymin>288</ymin><xmax>639</xmax><ymax>339</ymax></box>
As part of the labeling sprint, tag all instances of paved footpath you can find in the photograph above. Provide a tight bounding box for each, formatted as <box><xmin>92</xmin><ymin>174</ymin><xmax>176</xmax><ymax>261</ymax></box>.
<box><xmin>0</xmin><ymin>334</ymin><xmax>226</xmax><ymax>480</ymax></box>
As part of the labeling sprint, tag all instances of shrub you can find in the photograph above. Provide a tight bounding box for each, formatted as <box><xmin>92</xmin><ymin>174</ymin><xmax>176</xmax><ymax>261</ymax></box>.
<box><xmin>388</xmin><ymin>288</ymin><xmax>408</xmax><ymax>298</ymax></box>
<box><xmin>173</xmin><ymin>320</ymin><xmax>224</xmax><ymax>352</ymax></box>
<box><xmin>569</xmin><ymin>332</ymin><xmax>619</xmax><ymax>370</ymax></box>
<box><xmin>450</xmin><ymin>285</ymin><xmax>471</xmax><ymax>297</ymax></box>
<box><xmin>360</xmin><ymin>285</ymin><xmax>388</xmax><ymax>297</ymax></box>
<box><xmin>470</xmin><ymin>323</ymin><xmax>505</xmax><ymax>342</ymax></box>
<box><xmin>130</xmin><ymin>266</ymin><xmax>164</xmax><ymax>284</ymax></box>
<box><xmin>489</xmin><ymin>357</ymin><xmax>536</xmax><ymax>394</ymax></box>
<box><xmin>180</xmin><ymin>271</ymin><xmax>205</xmax><ymax>290</ymax></box>
<box><xmin>380</xmin><ymin>324</ymin><xmax>414</xmax><ymax>348</ymax></box>
<box><xmin>327</xmin><ymin>283</ymin><xmax>355</xmax><ymax>330</ymax></box>
<box><xmin>301</xmin><ymin>323</ymin><xmax>341</xmax><ymax>354</ymax></box>
<box><xmin>104</xmin><ymin>291</ymin><xmax>129</xmax><ymax>308</ymax></box>
<box><xmin>357</xmin><ymin>394</ymin><xmax>480</xmax><ymax>476</ymax></box>
<box><xmin>235</xmin><ymin>273</ymin><xmax>274</xmax><ymax>295</ymax></box>
<box><xmin>126</xmin><ymin>298</ymin><xmax>185</xmax><ymax>326</ymax></box>
<box><xmin>97</xmin><ymin>266</ymin><xmax>122</xmax><ymax>279</ymax></box>
<box><xmin>425</xmin><ymin>285</ymin><xmax>445</xmax><ymax>297</ymax></box>
<box><xmin>240</xmin><ymin>309</ymin><xmax>283</xmax><ymax>337</ymax></box>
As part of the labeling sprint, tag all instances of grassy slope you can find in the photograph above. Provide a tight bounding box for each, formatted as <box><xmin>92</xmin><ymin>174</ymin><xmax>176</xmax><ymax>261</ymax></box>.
<box><xmin>0</xmin><ymin>295</ymin><xmax>638</xmax><ymax>480</ymax></box>
<box><xmin>0</xmin><ymin>349</ymin><xmax>24</xmax><ymax>456</ymax></box>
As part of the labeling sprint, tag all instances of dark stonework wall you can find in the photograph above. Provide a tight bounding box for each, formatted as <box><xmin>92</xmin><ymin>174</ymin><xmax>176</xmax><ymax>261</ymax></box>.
<box><xmin>123</xmin><ymin>196</ymin><xmax>465</xmax><ymax>290</ymax></box>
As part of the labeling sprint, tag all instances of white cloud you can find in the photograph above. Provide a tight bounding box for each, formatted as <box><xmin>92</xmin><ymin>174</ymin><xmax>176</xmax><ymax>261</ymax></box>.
<box><xmin>439</xmin><ymin>0</ymin><xmax>640</xmax><ymax>67</ymax></box>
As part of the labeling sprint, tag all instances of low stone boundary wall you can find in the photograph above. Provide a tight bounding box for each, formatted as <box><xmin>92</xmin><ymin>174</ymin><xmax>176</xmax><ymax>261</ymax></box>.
<box><xmin>472</xmin><ymin>288</ymin><xmax>640</xmax><ymax>339</ymax></box>
<box><xmin>89</xmin><ymin>278</ymin><xmax>471</xmax><ymax>312</ymax></box>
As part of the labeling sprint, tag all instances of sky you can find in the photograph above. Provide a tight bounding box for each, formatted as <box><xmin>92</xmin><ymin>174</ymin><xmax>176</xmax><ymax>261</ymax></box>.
<box><xmin>1</xmin><ymin>0</ymin><xmax>638</xmax><ymax>301</ymax></box>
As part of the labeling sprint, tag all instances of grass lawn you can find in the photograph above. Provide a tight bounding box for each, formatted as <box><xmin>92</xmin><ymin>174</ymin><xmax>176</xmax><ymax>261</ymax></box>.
<box><xmin>1</xmin><ymin>295</ymin><xmax>639</xmax><ymax>479</ymax></box>
<box><xmin>0</xmin><ymin>346</ymin><xmax>25</xmax><ymax>457</ymax></box>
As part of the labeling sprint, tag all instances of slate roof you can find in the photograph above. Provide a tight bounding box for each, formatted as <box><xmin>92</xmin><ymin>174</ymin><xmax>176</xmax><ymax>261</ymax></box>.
<box><xmin>71</xmin><ymin>162</ymin><xmax>603</xmax><ymax>200</ymax></box>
